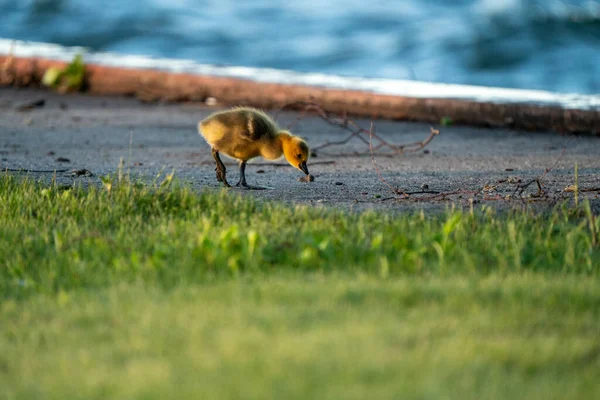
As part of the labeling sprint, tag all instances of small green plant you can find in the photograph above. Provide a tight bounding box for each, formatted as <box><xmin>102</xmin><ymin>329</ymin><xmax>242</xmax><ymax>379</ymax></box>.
<box><xmin>440</xmin><ymin>116</ymin><xmax>453</xmax><ymax>126</ymax></box>
<box><xmin>42</xmin><ymin>54</ymin><xmax>85</xmax><ymax>92</ymax></box>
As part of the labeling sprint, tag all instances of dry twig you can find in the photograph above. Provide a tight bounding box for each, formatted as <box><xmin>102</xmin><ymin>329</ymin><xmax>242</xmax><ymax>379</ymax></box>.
<box><xmin>508</xmin><ymin>137</ymin><xmax>573</xmax><ymax>202</ymax></box>
<box><xmin>3</xmin><ymin>167</ymin><xmax>70</xmax><ymax>173</ymax></box>
<box><xmin>278</xmin><ymin>101</ymin><xmax>578</xmax><ymax>206</ymax></box>
<box><xmin>277</xmin><ymin>101</ymin><xmax>439</xmax><ymax>156</ymax></box>
<box><xmin>361</xmin><ymin>116</ymin><xmax>575</xmax><ymax>205</ymax></box>
<box><xmin>365</xmin><ymin>122</ymin><xmax>481</xmax><ymax>201</ymax></box>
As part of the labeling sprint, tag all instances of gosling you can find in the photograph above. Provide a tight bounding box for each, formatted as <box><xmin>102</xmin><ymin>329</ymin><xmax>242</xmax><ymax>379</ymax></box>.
<box><xmin>198</xmin><ymin>107</ymin><xmax>310</xmax><ymax>190</ymax></box>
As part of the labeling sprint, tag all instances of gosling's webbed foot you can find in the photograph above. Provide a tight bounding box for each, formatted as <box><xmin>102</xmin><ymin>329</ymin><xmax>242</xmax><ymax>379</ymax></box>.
<box><xmin>237</xmin><ymin>181</ymin><xmax>272</xmax><ymax>190</ymax></box>
<box><xmin>242</xmin><ymin>184</ymin><xmax>270</xmax><ymax>190</ymax></box>
<box><xmin>215</xmin><ymin>166</ymin><xmax>231</xmax><ymax>187</ymax></box>
<box><xmin>212</xmin><ymin>148</ymin><xmax>231</xmax><ymax>187</ymax></box>
<box><xmin>213</xmin><ymin>166</ymin><xmax>226</xmax><ymax>184</ymax></box>
<box><xmin>234</xmin><ymin>160</ymin><xmax>270</xmax><ymax>189</ymax></box>
<box><xmin>235</xmin><ymin>175</ymin><xmax>269</xmax><ymax>190</ymax></box>
<box><xmin>218</xmin><ymin>173</ymin><xmax>231</xmax><ymax>187</ymax></box>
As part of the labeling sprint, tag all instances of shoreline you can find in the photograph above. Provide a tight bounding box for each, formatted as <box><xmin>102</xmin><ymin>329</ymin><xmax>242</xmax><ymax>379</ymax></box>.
<box><xmin>1</xmin><ymin>39</ymin><xmax>599</xmax><ymax>134</ymax></box>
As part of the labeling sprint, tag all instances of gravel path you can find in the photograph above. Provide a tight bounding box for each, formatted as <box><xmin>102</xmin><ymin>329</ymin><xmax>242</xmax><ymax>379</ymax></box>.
<box><xmin>2</xmin><ymin>87</ymin><xmax>599</xmax><ymax>212</ymax></box>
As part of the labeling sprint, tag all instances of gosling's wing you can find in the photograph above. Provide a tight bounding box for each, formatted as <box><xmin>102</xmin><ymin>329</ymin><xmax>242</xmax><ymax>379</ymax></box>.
<box><xmin>222</xmin><ymin>108</ymin><xmax>277</xmax><ymax>141</ymax></box>
<box><xmin>245</xmin><ymin>110</ymin><xmax>276</xmax><ymax>141</ymax></box>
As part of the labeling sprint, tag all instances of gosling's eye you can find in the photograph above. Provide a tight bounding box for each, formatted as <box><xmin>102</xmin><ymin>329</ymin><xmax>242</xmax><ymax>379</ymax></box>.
<box><xmin>297</xmin><ymin>154</ymin><xmax>302</xmax><ymax>159</ymax></box>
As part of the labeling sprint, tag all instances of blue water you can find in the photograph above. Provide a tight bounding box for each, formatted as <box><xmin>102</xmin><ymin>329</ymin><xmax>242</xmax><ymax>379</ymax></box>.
<box><xmin>1</xmin><ymin>0</ymin><xmax>599</xmax><ymax>94</ymax></box>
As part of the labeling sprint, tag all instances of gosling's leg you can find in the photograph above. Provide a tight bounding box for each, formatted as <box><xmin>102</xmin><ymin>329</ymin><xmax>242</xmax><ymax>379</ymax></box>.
<box><xmin>211</xmin><ymin>148</ymin><xmax>230</xmax><ymax>187</ymax></box>
<box><xmin>235</xmin><ymin>161</ymin><xmax>248</xmax><ymax>187</ymax></box>
<box><xmin>235</xmin><ymin>160</ymin><xmax>269</xmax><ymax>190</ymax></box>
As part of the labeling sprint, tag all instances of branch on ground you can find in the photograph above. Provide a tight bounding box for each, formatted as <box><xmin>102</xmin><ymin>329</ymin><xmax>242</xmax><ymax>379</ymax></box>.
<box><xmin>366</xmin><ymin>120</ymin><xmax>576</xmax><ymax>205</ymax></box>
<box><xmin>277</xmin><ymin>101</ymin><xmax>439</xmax><ymax>156</ymax></box>
<box><xmin>278</xmin><ymin>101</ymin><xmax>580</xmax><ymax>206</ymax></box>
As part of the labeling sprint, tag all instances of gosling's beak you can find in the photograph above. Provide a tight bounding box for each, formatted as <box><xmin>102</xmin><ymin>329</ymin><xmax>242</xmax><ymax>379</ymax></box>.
<box><xmin>299</xmin><ymin>161</ymin><xmax>309</xmax><ymax>175</ymax></box>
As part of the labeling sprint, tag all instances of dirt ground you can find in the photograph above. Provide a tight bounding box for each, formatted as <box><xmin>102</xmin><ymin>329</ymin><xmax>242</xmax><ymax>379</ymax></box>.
<box><xmin>1</xmin><ymin>87</ymin><xmax>599</xmax><ymax>212</ymax></box>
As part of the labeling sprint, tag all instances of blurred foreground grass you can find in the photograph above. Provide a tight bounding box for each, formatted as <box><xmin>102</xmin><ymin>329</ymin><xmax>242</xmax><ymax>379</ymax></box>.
<box><xmin>1</xmin><ymin>174</ymin><xmax>599</xmax><ymax>399</ymax></box>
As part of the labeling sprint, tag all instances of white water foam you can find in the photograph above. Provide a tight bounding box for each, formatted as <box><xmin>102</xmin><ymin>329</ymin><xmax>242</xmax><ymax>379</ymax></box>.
<box><xmin>1</xmin><ymin>38</ymin><xmax>599</xmax><ymax>111</ymax></box>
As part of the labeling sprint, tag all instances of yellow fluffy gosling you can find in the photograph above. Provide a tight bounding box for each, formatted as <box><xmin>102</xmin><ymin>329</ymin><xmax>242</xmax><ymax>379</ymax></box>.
<box><xmin>198</xmin><ymin>107</ymin><xmax>310</xmax><ymax>189</ymax></box>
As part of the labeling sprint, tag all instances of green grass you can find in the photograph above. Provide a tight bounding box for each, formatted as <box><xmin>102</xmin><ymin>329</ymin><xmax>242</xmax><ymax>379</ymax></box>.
<box><xmin>1</xmin><ymin>174</ymin><xmax>599</xmax><ymax>399</ymax></box>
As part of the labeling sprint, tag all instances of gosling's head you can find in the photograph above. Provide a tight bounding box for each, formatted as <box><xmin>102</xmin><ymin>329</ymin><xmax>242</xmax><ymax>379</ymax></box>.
<box><xmin>280</xmin><ymin>131</ymin><xmax>310</xmax><ymax>175</ymax></box>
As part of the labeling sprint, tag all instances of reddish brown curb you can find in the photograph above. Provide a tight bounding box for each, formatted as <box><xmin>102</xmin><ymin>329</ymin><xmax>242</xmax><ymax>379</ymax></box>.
<box><xmin>1</xmin><ymin>55</ymin><xmax>599</xmax><ymax>134</ymax></box>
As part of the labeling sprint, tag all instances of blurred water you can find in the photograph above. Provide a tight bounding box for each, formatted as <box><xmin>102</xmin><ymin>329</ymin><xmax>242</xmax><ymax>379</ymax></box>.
<box><xmin>1</xmin><ymin>0</ymin><xmax>599</xmax><ymax>94</ymax></box>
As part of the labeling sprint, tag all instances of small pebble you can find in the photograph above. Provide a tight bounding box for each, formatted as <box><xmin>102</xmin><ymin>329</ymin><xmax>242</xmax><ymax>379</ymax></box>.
<box><xmin>421</xmin><ymin>183</ymin><xmax>429</xmax><ymax>190</ymax></box>
<box><xmin>56</xmin><ymin>157</ymin><xmax>70</xmax><ymax>163</ymax></box>
<box><xmin>423</xmin><ymin>149</ymin><xmax>430</xmax><ymax>154</ymax></box>
<box><xmin>256</xmin><ymin>169</ymin><xmax>265</xmax><ymax>174</ymax></box>
<box><xmin>298</xmin><ymin>174</ymin><xmax>315</xmax><ymax>183</ymax></box>
<box><xmin>335</xmin><ymin>182</ymin><xmax>344</xmax><ymax>186</ymax></box>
